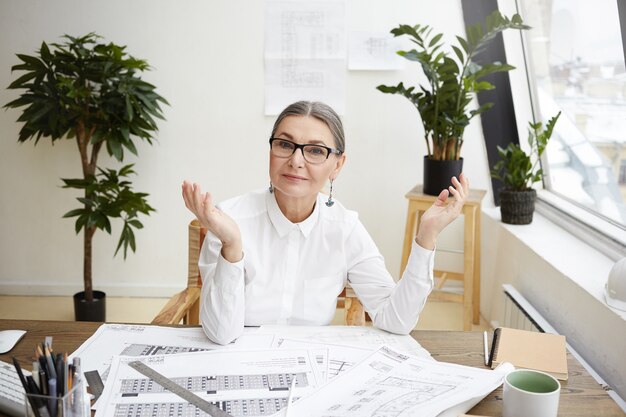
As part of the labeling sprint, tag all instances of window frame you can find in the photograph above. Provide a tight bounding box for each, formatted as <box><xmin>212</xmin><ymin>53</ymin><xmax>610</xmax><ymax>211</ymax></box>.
<box><xmin>468</xmin><ymin>0</ymin><xmax>626</xmax><ymax>261</ymax></box>
<box><xmin>515</xmin><ymin>0</ymin><xmax>626</xmax><ymax>260</ymax></box>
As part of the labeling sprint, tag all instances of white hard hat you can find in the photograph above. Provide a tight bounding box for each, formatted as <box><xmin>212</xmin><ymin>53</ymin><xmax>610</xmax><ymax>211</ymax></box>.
<box><xmin>606</xmin><ymin>257</ymin><xmax>626</xmax><ymax>312</ymax></box>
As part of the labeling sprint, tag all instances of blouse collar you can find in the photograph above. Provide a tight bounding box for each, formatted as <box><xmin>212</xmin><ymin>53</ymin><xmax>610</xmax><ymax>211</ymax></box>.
<box><xmin>266</xmin><ymin>190</ymin><xmax>320</xmax><ymax>238</ymax></box>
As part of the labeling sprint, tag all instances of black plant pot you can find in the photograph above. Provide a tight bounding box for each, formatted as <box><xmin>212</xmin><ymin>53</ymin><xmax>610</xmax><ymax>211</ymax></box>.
<box><xmin>73</xmin><ymin>290</ymin><xmax>106</xmax><ymax>322</ymax></box>
<box><xmin>499</xmin><ymin>189</ymin><xmax>537</xmax><ymax>225</ymax></box>
<box><xmin>423</xmin><ymin>156</ymin><xmax>464</xmax><ymax>196</ymax></box>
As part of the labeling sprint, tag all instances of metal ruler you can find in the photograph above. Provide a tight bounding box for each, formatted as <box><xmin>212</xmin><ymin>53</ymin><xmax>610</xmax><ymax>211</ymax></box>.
<box><xmin>127</xmin><ymin>361</ymin><xmax>234</xmax><ymax>417</ymax></box>
<box><xmin>83</xmin><ymin>370</ymin><xmax>105</xmax><ymax>401</ymax></box>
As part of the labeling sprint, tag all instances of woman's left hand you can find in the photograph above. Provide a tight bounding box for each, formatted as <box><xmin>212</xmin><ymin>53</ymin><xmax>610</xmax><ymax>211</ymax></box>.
<box><xmin>415</xmin><ymin>173</ymin><xmax>469</xmax><ymax>250</ymax></box>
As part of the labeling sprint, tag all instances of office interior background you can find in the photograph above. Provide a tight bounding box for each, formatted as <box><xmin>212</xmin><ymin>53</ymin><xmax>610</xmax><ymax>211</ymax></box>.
<box><xmin>1</xmin><ymin>0</ymin><xmax>625</xmax><ymax>405</ymax></box>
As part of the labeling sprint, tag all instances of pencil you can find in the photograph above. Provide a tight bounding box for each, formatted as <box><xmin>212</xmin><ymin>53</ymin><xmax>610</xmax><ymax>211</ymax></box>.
<box><xmin>44</xmin><ymin>345</ymin><xmax>57</xmax><ymax>379</ymax></box>
<box><xmin>67</xmin><ymin>365</ymin><xmax>73</xmax><ymax>391</ymax></box>
<box><xmin>32</xmin><ymin>361</ymin><xmax>40</xmax><ymax>390</ymax></box>
<box><xmin>13</xmin><ymin>357</ymin><xmax>41</xmax><ymax>417</ymax></box>
<box><xmin>36</xmin><ymin>344</ymin><xmax>44</xmax><ymax>360</ymax></box>
<box><xmin>483</xmin><ymin>331</ymin><xmax>489</xmax><ymax>366</ymax></box>
<box><xmin>27</xmin><ymin>376</ymin><xmax>49</xmax><ymax>417</ymax></box>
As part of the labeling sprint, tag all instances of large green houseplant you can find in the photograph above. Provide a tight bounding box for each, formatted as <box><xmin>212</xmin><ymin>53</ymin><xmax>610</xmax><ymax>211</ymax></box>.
<box><xmin>377</xmin><ymin>11</ymin><xmax>529</xmax><ymax>195</ymax></box>
<box><xmin>4</xmin><ymin>33</ymin><xmax>168</xmax><ymax>320</ymax></box>
<box><xmin>490</xmin><ymin>112</ymin><xmax>561</xmax><ymax>224</ymax></box>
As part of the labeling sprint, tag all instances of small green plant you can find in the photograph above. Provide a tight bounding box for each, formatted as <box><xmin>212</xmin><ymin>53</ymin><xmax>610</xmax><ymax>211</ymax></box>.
<box><xmin>4</xmin><ymin>33</ymin><xmax>168</xmax><ymax>302</ymax></box>
<box><xmin>491</xmin><ymin>112</ymin><xmax>561</xmax><ymax>191</ymax></box>
<box><xmin>377</xmin><ymin>11</ymin><xmax>529</xmax><ymax>161</ymax></box>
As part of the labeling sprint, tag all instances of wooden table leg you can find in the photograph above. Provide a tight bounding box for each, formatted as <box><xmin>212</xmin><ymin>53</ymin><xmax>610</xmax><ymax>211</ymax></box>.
<box><xmin>462</xmin><ymin>206</ymin><xmax>476</xmax><ymax>331</ymax></box>
<box><xmin>473</xmin><ymin>208</ymin><xmax>481</xmax><ymax>325</ymax></box>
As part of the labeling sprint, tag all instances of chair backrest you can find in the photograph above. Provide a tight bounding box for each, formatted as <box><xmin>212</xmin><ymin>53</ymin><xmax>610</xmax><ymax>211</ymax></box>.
<box><xmin>153</xmin><ymin>219</ymin><xmax>365</xmax><ymax>326</ymax></box>
<box><xmin>151</xmin><ymin>220</ymin><xmax>205</xmax><ymax>325</ymax></box>
<box><xmin>187</xmin><ymin>219</ymin><xmax>207</xmax><ymax>289</ymax></box>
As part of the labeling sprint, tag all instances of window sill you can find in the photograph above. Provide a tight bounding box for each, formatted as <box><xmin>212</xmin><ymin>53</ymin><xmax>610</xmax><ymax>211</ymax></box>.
<box><xmin>535</xmin><ymin>190</ymin><xmax>626</xmax><ymax>261</ymax></box>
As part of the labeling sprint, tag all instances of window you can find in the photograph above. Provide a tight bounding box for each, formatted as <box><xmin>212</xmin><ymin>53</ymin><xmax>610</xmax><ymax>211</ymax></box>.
<box><xmin>515</xmin><ymin>0</ymin><xmax>626</xmax><ymax>255</ymax></box>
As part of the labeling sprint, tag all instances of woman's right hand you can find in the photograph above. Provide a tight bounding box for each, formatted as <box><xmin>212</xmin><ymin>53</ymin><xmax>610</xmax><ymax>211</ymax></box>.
<box><xmin>182</xmin><ymin>181</ymin><xmax>243</xmax><ymax>263</ymax></box>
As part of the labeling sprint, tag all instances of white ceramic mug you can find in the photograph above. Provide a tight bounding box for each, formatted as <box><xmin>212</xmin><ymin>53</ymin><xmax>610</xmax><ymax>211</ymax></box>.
<box><xmin>503</xmin><ymin>369</ymin><xmax>561</xmax><ymax>417</ymax></box>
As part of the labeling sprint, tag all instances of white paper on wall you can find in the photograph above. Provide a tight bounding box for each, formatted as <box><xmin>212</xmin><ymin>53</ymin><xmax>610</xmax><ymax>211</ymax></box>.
<box><xmin>264</xmin><ymin>1</ymin><xmax>346</xmax><ymax>115</ymax></box>
<box><xmin>348</xmin><ymin>31</ymin><xmax>405</xmax><ymax>70</ymax></box>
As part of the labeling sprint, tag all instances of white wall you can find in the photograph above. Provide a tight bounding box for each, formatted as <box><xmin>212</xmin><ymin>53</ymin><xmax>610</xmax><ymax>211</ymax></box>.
<box><xmin>0</xmin><ymin>0</ymin><xmax>493</xmax><ymax>296</ymax></box>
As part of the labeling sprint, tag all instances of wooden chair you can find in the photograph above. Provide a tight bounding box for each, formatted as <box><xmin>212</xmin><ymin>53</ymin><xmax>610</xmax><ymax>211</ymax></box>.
<box><xmin>152</xmin><ymin>220</ymin><xmax>366</xmax><ymax>326</ymax></box>
<box><xmin>152</xmin><ymin>219</ymin><xmax>206</xmax><ymax>325</ymax></box>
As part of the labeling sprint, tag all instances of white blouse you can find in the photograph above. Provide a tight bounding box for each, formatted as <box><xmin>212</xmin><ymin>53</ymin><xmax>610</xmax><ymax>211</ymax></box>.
<box><xmin>198</xmin><ymin>189</ymin><xmax>435</xmax><ymax>345</ymax></box>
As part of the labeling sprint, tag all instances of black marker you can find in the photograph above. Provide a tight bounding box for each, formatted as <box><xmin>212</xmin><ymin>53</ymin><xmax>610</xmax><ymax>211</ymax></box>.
<box><xmin>12</xmin><ymin>357</ymin><xmax>42</xmax><ymax>417</ymax></box>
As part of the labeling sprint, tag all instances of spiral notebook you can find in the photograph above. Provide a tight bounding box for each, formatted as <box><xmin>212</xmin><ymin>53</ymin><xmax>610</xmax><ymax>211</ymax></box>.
<box><xmin>488</xmin><ymin>327</ymin><xmax>568</xmax><ymax>380</ymax></box>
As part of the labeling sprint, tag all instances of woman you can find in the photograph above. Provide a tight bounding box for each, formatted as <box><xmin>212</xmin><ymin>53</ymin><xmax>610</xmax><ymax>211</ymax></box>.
<box><xmin>183</xmin><ymin>101</ymin><xmax>469</xmax><ymax>345</ymax></box>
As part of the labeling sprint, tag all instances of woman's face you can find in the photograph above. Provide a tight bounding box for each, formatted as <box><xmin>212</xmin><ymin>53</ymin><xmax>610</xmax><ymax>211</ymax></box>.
<box><xmin>269</xmin><ymin>115</ymin><xmax>345</xmax><ymax>206</ymax></box>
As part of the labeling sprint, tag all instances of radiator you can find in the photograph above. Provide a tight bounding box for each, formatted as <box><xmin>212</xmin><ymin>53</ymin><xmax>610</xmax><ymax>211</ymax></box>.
<box><xmin>501</xmin><ymin>284</ymin><xmax>556</xmax><ymax>333</ymax></box>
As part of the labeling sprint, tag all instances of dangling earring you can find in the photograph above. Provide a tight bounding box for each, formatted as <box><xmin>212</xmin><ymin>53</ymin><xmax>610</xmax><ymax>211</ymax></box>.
<box><xmin>269</xmin><ymin>182</ymin><xmax>274</xmax><ymax>193</ymax></box>
<box><xmin>325</xmin><ymin>180</ymin><xmax>334</xmax><ymax>207</ymax></box>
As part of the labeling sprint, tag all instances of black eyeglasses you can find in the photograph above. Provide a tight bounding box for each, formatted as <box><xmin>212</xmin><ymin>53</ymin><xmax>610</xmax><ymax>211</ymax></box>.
<box><xmin>269</xmin><ymin>138</ymin><xmax>342</xmax><ymax>164</ymax></box>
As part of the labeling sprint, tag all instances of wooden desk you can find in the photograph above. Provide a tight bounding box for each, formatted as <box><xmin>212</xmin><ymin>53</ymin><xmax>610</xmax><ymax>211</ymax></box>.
<box><xmin>401</xmin><ymin>185</ymin><xmax>486</xmax><ymax>331</ymax></box>
<box><xmin>0</xmin><ymin>320</ymin><xmax>622</xmax><ymax>416</ymax></box>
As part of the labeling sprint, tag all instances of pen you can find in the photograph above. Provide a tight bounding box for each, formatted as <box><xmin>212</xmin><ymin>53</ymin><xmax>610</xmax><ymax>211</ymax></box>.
<box><xmin>39</xmin><ymin>368</ymin><xmax>48</xmax><ymax>395</ymax></box>
<box><xmin>285</xmin><ymin>375</ymin><xmax>297</xmax><ymax>417</ymax></box>
<box><xmin>47</xmin><ymin>378</ymin><xmax>57</xmax><ymax>417</ymax></box>
<box><xmin>483</xmin><ymin>331</ymin><xmax>489</xmax><ymax>366</ymax></box>
<box><xmin>72</xmin><ymin>357</ymin><xmax>81</xmax><ymax>385</ymax></box>
<box><xmin>55</xmin><ymin>353</ymin><xmax>64</xmax><ymax>396</ymax></box>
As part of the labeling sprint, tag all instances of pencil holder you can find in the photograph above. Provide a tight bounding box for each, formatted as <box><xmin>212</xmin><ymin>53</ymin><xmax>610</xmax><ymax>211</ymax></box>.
<box><xmin>24</xmin><ymin>380</ymin><xmax>89</xmax><ymax>417</ymax></box>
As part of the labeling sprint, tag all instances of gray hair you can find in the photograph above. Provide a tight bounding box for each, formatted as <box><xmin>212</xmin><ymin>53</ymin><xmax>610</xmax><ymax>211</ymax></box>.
<box><xmin>271</xmin><ymin>101</ymin><xmax>345</xmax><ymax>153</ymax></box>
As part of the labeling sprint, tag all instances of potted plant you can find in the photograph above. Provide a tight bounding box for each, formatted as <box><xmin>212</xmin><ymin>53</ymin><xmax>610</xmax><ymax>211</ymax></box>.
<box><xmin>4</xmin><ymin>33</ymin><xmax>168</xmax><ymax>321</ymax></box>
<box><xmin>490</xmin><ymin>112</ymin><xmax>561</xmax><ymax>224</ymax></box>
<box><xmin>377</xmin><ymin>11</ymin><xmax>529</xmax><ymax>195</ymax></box>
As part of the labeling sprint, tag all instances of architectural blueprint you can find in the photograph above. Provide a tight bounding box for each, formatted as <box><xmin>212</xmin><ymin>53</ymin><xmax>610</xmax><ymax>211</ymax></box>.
<box><xmin>348</xmin><ymin>31</ymin><xmax>405</xmax><ymax>70</ymax></box>
<box><xmin>71</xmin><ymin>323</ymin><xmax>424</xmax><ymax>387</ymax></box>
<box><xmin>271</xmin><ymin>346</ymin><xmax>513</xmax><ymax>417</ymax></box>
<box><xmin>272</xmin><ymin>338</ymin><xmax>371</xmax><ymax>380</ymax></box>
<box><xmin>95</xmin><ymin>348</ymin><xmax>323</xmax><ymax>417</ymax></box>
<box><xmin>258</xmin><ymin>325</ymin><xmax>432</xmax><ymax>359</ymax></box>
<box><xmin>264</xmin><ymin>1</ymin><xmax>346</xmax><ymax>115</ymax></box>
<box><xmin>70</xmin><ymin>324</ymin><xmax>274</xmax><ymax>382</ymax></box>
<box><xmin>76</xmin><ymin>325</ymin><xmax>485</xmax><ymax>416</ymax></box>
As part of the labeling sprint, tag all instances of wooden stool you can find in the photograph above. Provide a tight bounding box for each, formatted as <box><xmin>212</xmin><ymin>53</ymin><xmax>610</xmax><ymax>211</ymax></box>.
<box><xmin>400</xmin><ymin>185</ymin><xmax>486</xmax><ymax>331</ymax></box>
